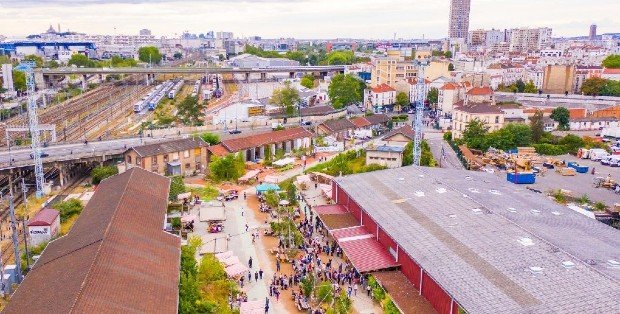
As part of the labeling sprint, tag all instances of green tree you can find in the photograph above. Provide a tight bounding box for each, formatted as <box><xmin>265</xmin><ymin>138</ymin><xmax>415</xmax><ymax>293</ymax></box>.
<box><xmin>600</xmin><ymin>80</ymin><xmax>620</xmax><ymax>96</ymax></box>
<box><xmin>523</xmin><ymin>80</ymin><xmax>538</xmax><ymax>93</ymax></box>
<box><xmin>45</xmin><ymin>60</ymin><xmax>59</xmax><ymax>68</ymax></box>
<box><xmin>328</xmin><ymin>74</ymin><xmax>364</xmax><ymax>109</ymax></box>
<box><xmin>325</xmin><ymin>51</ymin><xmax>356</xmax><ymax>65</ymax></box>
<box><xmin>316</xmin><ymin>282</ymin><xmax>333</xmax><ymax>304</ymax></box>
<box><xmin>138</xmin><ymin>46</ymin><xmax>162</xmax><ymax>65</ymax></box>
<box><xmin>0</xmin><ymin>55</ymin><xmax>11</xmax><ymax>64</ymax></box>
<box><xmin>209</xmin><ymin>153</ymin><xmax>245</xmax><ymax>182</ymax></box>
<box><xmin>333</xmin><ymin>291</ymin><xmax>352</xmax><ymax>314</ymax></box>
<box><xmin>448</xmin><ymin>63</ymin><xmax>455</xmax><ymax>71</ymax></box>
<box><xmin>394</xmin><ymin>91</ymin><xmax>409</xmax><ymax>112</ymax></box>
<box><xmin>52</xmin><ymin>199</ymin><xmax>84</xmax><ymax>222</ymax></box>
<box><xmin>444</xmin><ymin>50</ymin><xmax>453</xmax><ymax>58</ymax></box>
<box><xmin>169</xmin><ymin>176</ymin><xmax>186</xmax><ymax>201</ymax></box>
<box><xmin>602</xmin><ymin>54</ymin><xmax>620</xmax><ymax>68</ymax></box>
<box><xmin>198</xmin><ymin>132</ymin><xmax>220</xmax><ymax>145</ymax></box>
<box><xmin>12</xmin><ymin>70</ymin><xmax>26</xmax><ymax>92</ymax></box>
<box><xmin>90</xmin><ymin>165</ymin><xmax>118</xmax><ymax>185</ymax></box>
<box><xmin>462</xmin><ymin>119</ymin><xmax>489</xmax><ymax>150</ymax></box>
<box><xmin>427</xmin><ymin>87</ymin><xmax>439</xmax><ymax>107</ymax></box>
<box><xmin>68</xmin><ymin>54</ymin><xmax>95</xmax><ymax>67</ymax></box>
<box><xmin>515</xmin><ymin>79</ymin><xmax>526</xmax><ymax>93</ymax></box>
<box><xmin>284</xmin><ymin>51</ymin><xmax>307</xmax><ymax>64</ymax></box>
<box><xmin>529</xmin><ymin>109</ymin><xmax>545</xmax><ymax>143</ymax></box>
<box><xmin>177</xmin><ymin>95</ymin><xmax>205</xmax><ymax>126</ymax></box>
<box><xmin>270</xmin><ymin>81</ymin><xmax>300</xmax><ymax>116</ymax></box>
<box><xmin>300</xmin><ymin>74</ymin><xmax>315</xmax><ymax>89</ymax></box>
<box><xmin>581</xmin><ymin>77</ymin><xmax>607</xmax><ymax>95</ymax></box>
<box><xmin>485</xmin><ymin>123</ymin><xmax>532</xmax><ymax>150</ymax></box>
<box><xmin>550</xmin><ymin>107</ymin><xmax>570</xmax><ymax>130</ymax></box>
<box><xmin>23</xmin><ymin>54</ymin><xmax>43</xmax><ymax>68</ymax></box>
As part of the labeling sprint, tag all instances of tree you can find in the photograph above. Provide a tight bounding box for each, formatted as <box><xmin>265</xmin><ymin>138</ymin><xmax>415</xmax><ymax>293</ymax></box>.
<box><xmin>177</xmin><ymin>95</ymin><xmax>205</xmax><ymax>126</ymax></box>
<box><xmin>23</xmin><ymin>54</ymin><xmax>43</xmax><ymax>68</ymax></box>
<box><xmin>462</xmin><ymin>119</ymin><xmax>489</xmax><ymax>150</ymax></box>
<box><xmin>138</xmin><ymin>46</ymin><xmax>162</xmax><ymax>65</ymax></box>
<box><xmin>300</xmin><ymin>75</ymin><xmax>314</xmax><ymax>89</ymax></box>
<box><xmin>444</xmin><ymin>51</ymin><xmax>453</xmax><ymax>58</ymax></box>
<box><xmin>529</xmin><ymin>109</ymin><xmax>545</xmax><ymax>143</ymax></box>
<box><xmin>209</xmin><ymin>153</ymin><xmax>245</xmax><ymax>182</ymax></box>
<box><xmin>485</xmin><ymin>123</ymin><xmax>532</xmax><ymax>150</ymax></box>
<box><xmin>173</xmin><ymin>52</ymin><xmax>183</xmax><ymax>60</ymax></box>
<box><xmin>523</xmin><ymin>80</ymin><xmax>538</xmax><ymax>93</ymax></box>
<box><xmin>394</xmin><ymin>92</ymin><xmax>409</xmax><ymax>112</ymax></box>
<box><xmin>602</xmin><ymin>54</ymin><xmax>620</xmax><ymax>68</ymax></box>
<box><xmin>91</xmin><ymin>165</ymin><xmax>118</xmax><ymax>185</ymax></box>
<box><xmin>169</xmin><ymin>176</ymin><xmax>186</xmax><ymax>201</ymax></box>
<box><xmin>550</xmin><ymin>107</ymin><xmax>570</xmax><ymax>130</ymax></box>
<box><xmin>325</xmin><ymin>51</ymin><xmax>355</xmax><ymax>65</ymax></box>
<box><xmin>600</xmin><ymin>80</ymin><xmax>620</xmax><ymax>96</ymax></box>
<box><xmin>448</xmin><ymin>63</ymin><xmax>455</xmax><ymax>71</ymax></box>
<box><xmin>53</xmin><ymin>199</ymin><xmax>84</xmax><ymax>222</ymax></box>
<box><xmin>45</xmin><ymin>60</ymin><xmax>59</xmax><ymax>68</ymax></box>
<box><xmin>515</xmin><ymin>79</ymin><xmax>526</xmax><ymax>93</ymax></box>
<box><xmin>328</xmin><ymin>74</ymin><xmax>364</xmax><ymax>109</ymax></box>
<box><xmin>269</xmin><ymin>81</ymin><xmax>300</xmax><ymax>116</ymax></box>
<box><xmin>198</xmin><ymin>132</ymin><xmax>220</xmax><ymax>145</ymax></box>
<box><xmin>68</xmin><ymin>54</ymin><xmax>95</xmax><ymax>67</ymax></box>
<box><xmin>12</xmin><ymin>70</ymin><xmax>26</xmax><ymax>92</ymax></box>
<box><xmin>426</xmin><ymin>87</ymin><xmax>439</xmax><ymax>107</ymax></box>
<box><xmin>581</xmin><ymin>77</ymin><xmax>606</xmax><ymax>95</ymax></box>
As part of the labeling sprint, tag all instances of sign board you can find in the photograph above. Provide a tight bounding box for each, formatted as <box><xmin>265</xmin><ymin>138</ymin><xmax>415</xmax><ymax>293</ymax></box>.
<box><xmin>247</xmin><ymin>106</ymin><xmax>265</xmax><ymax>116</ymax></box>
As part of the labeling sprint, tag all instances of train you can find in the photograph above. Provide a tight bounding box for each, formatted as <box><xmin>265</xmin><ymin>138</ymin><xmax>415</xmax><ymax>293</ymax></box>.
<box><xmin>134</xmin><ymin>80</ymin><xmax>176</xmax><ymax>113</ymax></box>
<box><xmin>167</xmin><ymin>80</ymin><xmax>185</xmax><ymax>99</ymax></box>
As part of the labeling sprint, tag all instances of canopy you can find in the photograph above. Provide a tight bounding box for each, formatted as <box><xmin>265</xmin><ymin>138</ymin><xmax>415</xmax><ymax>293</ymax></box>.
<box><xmin>273</xmin><ymin>157</ymin><xmax>295</xmax><ymax>167</ymax></box>
<box><xmin>181</xmin><ymin>214</ymin><xmax>197</xmax><ymax>223</ymax></box>
<box><xmin>263</xmin><ymin>175</ymin><xmax>281</xmax><ymax>183</ymax></box>
<box><xmin>238</xmin><ymin>169</ymin><xmax>261</xmax><ymax>183</ymax></box>
<box><xmin>222</xmin><ymin>255</ymin><xmax>241</xmax><ymax>267</ymax></box>
<box><xmin>199</xmin><ymin>206</ymin><xmax>226</xmax><ymax>222</ymax></box>
<box><xmin>278</xmin><ymin>200</ymin><xmax>290</xmax><ymax>206</ymax></box>
<box><xmin>225</xmin><ymin>262</ymin><xmax>248</xmax><ymax>277</ymax></box>
<box><xmin>255</xmin><ymin>183</ymin><xmax>280</xmax><ymax>193</ymax></box>
<box><xmin>215</xmin><ymin>251</ymin><xmax>234</xmax><ymax>261</ymax></box>
<box><xmin>177</xmin><ymin>192</ymin><xmax>192</xmax><ymax>201</ymax></box>
<box><xmin>319</xmin><ymin>184</ymin><xmax>332</xmax><ymax>198</ymax></box>
<box><xmin>240</xmin><ymin>300</ymin><xmax>264</xmax><ymax>314</ymax></box>
<box><xmin>200</xmin><ymin>234</ymin><xmax>228</xmax><ymax>254</ymax></box>
<box><xmin>295</xmin><ymin>174</ymin><xmax>312</xmax><ymax>185</ymax></box>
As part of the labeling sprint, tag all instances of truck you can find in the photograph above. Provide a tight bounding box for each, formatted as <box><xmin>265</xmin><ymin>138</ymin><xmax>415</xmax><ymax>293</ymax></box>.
<box><xmin>589</xmin><ymin>149</ymin><xmax>609</xmax><ymax>161</ymax></box>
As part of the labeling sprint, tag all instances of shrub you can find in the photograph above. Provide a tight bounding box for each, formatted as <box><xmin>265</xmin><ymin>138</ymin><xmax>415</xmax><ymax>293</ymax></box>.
<box><xmin>52</xmin><ymin>199</ymin><xmax>84</xmax><ymax>222</ymax></box>
<box><xmin>197</xmin><ymin>132</ymin><xmax>220</xmax><ymax>145</ymax></box>
<box><xmin>91</xmin><ymin>165</ymin><xmax>118</xmax><ymax>185</ymax></box>
<box><xmin>443</xmin><ymin>131</ymin><xmax>452</xmax><ymax>142</ymax></box>
<box><xmin>169</xmin><ymin>176</ymin><xmax>187</xmax><ymax>201</ymax></box>
<box><xmin>533</xmin><ymin>144</ymin><xmax>568</xmax><ymax>156</ymax></box>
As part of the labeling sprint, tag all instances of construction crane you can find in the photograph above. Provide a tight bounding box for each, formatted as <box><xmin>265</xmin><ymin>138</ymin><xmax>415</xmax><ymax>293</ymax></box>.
<box><xmin>20</xmin><ymin>61</ymin><xmax>46</xmax><ymax>197</ymax></box>
<box><xmin>412</xmin><ymin>61</ymin><xmax>428</xmax><ymax>166</ymax></box>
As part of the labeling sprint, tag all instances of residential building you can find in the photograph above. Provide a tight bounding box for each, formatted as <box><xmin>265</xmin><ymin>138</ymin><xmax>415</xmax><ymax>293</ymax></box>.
<box><xmin>27</xmin><ymin>207</ymin><xmax>60</xmax><ymax>246</ymax></box>
<box><xmin>216</xmin><ymin>31</ymin><xmax>234</xmax><ymax>40</ymax></box>
<box><xmin>438</xmin><ymin>82</ymin><xmax>470</xmax><ymax>115</ymax></box>
<box><xmin>525</xmin><ymin>67</ymin><xmax>544</xmax><ymax>90</ymax></box>
<box><xmin>573</xmin><ymin>66</ymin><xmax>603</xmax><ymax>93</ymax></box>
<box><xmin>465</xmin><ymin>86</ymin><xmax>495</xmax><ymax>104</ymax></box>
<box><xmin>425</xmin><ymin>61</ymin><xmax>451</xmax><ymax>81</ymax></box>
<box><xmin>591</xmin><ymin>105</ymin><xmax>620</xmax><ymax>119</ymax></box>
<box><xmin>208</xmin><ymin>127</ymin><xmax>313</xmax><ymax>161</ymax></box>
<box><xmin>371</xmin><ymin>57</ymin><xmax>417</xmax><ymax>87</ymax></box>
<box><xmin>452</xmin><ymin>102</ymin><xmax>504</xmax><ymax>138</ymax></box>
<box><xmin>601</xmin><ymin>68</ymin><xmax>620</xmax><ymax>81</ymax></box>
<box><xmin>509</xmin><ymin>27</ymin><xmax>552</xmax><ymax>52</ymax></box>
<box><xmin>364</xmin><ymin>84</ymin><xmax>397</xmax><ymax>110</ymax></box>
<box><xmin>381</xmin><ymin>125</ymin><xmax>415</xmax><ymax>145</ymax></box>
<box><xmin>326</xmin><ymin>167</ymin><xmax>619</xmax><ymax>313</ymax></box>
<box><xmin>448</xmin><ymin>0</ymin><xmax>471</xmax><ymax>41</ymax></box>
<box><xmin>365</xmin><ymin>145</ymin><xmax>405</xmax><ymax>168</ymax></box>
<box><xmin>3</xmin><ymin>168</ymin><xmax>180</xmax><ymax>314</ymax></box>
<box><xmin>1</xmin><ymin>63</ymin><xmax>14</xmax><ymax>91</ymax></box>
<box><xmin>124</xmin><ymin>138</ymin><xmax>209</xmax><ymax>176</ymax></box>
<box><xmin>316</xmin><ymin>119</ymin><xmax>356</xmax><ymax>140</ymax></box>
<box><xmin>569</xmin><ymin>117</ymin><xmax>620</xmax><ymax>130</ymax></box>
<box><xmin>350</xmin><ymin>114</ymin><xmax>390</xmax><ymax>132</ymax></box>
<box><xmin>542</xmin><ymin>64</ymin><xmax>575</xmax><ymax>94</ymax></box>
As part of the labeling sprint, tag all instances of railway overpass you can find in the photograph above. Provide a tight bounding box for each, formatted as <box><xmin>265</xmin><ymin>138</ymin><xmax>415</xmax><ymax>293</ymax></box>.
<box><xmin>34</xmin><ymin>65</ymin><xmax>346</xmax><ymax>88</ymax></box>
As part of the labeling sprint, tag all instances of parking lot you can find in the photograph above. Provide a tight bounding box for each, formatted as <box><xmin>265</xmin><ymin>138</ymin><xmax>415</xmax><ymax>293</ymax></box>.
<box><xmin>512</xmin><ymin>154</ymin><xmax>620</xmax><ymax>207</ymax></box>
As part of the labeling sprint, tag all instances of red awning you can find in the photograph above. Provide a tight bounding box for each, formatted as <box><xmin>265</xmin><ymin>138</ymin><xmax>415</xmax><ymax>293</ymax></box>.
<box><xmin>314</xmin><ymin>204</ymin><xmax>349</xmax><ymax>215</ymax></box>
<box><xmin>331</xmin><ymin>226</ymin><xmax>399</xmax><ymax>273</ymax></box>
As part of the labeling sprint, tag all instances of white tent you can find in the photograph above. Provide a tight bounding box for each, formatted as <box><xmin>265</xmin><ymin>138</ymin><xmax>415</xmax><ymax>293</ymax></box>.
<box><xmin>199</xmin><ymin>206</ymin><xmax>226</xmax><ymax>222</ymax></box>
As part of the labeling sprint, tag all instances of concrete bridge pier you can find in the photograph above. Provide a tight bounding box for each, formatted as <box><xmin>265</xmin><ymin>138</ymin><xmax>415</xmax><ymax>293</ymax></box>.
<box><xmin>260</xmin><ymin>73</ymin><xmax>267</xmax><ymax>81</ymax></box>
<box><xmin>320</xmin><ymin>71</ymin><xmax>328</xmax><ymax>79</ymax></box>
<box><xmin>35</xmin><ymin>72</ymin><xmax>47</xmax><ymax>90</ymax></box>
<box><xmin>289</xmin><ymin>72</ymin><xmax>295</xmax><ymax>79</ymax></box>
<box><xmin>145</xmin><ymin>74</ymin><xmax>150</xmax><ymax>85</ymax></box>
<box><xmin>81</xmin><ymin>75</ymin><xmax>88</xmax><ymax>90</ymax></box>
<box><xmin>245</xmin><ymin>72</ymin><xmax>250</xmax><ymax>82</ymax></box>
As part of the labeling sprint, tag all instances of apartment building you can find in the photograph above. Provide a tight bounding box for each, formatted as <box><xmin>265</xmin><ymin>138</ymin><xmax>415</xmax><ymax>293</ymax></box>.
<box><xmin>509</xmin><ymin>27</ymin><xmax>552</xmax><ymax>52</ymax></box>
<box><xmin>542</xmin><ymin>64</ymin><xmax>575</xmax><ymax>94</ymax></box>
<box><xmin>452</xmin><ymin>102</ymin><xmax>505</xmax><ymax>138</ymax></box>
<box><xmin>124</xmin><ymin>138</ymin><xmax>209</xmax><ymax>176</ymax></box>
<box><xmin>438</xmin><ymin>82</ymin><xmax>471</xmax><ymax>115</ymax></box>
<box><xmin>371</xmin><ymin>57</ymin><xmax>417</xmax><ymax>87</ymax></box>
<box><xmin>365</xmin><ymin>84</ymin><xmax>397</xmax><ymax>110</ymax></box>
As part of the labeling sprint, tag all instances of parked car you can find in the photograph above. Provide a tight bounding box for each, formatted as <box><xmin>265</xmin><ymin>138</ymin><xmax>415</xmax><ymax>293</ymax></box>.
<box><xmin>600</xmin><ymin>155</ymin><xmax>614</xmax><ymax>165</ymax></box>
<box><xmin>29</xmin><ymin>152</ymin><xmax>49</xmax><ymax>159</ymax></box>
<box><xmin>301</xmin><ymin>121</ymin><xmax>312</xmax><ymax>126</ymax></box>
<box><xmin>228</xmin><ymin>129</ymin><xmax>242</xmax><ymax>135</ymax></box>
<box><xmin>589</xmin><ymin>149</ymin><xmax>609</xmax><ymax>161</ymax></box>
<box><xmin>609</xmin><ymin>155</ymin><xmax>620</xmax><ymax>167</ymax></box>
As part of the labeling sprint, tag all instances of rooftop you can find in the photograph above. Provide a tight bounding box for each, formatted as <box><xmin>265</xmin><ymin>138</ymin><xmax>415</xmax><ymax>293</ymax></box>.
<box><xmin>4</xmin><ymin>168</ymin><xmax>180</xmax><ymax>314</ymax></box>
<box><xmin>131</xmin><ymin>137</ymin><xmax>208</xmax><ymax>157</ymax></box>
<box><xmin>27</xmin><ymin>207</ymin><xmax>59</xmax><ymax>226</ymax></box>
<box><xmin>367</xmin><ymin>144</ymin><xmax>405</xmax><ymax>153</ymax></box>
<box><xmin>466</xmin><ymin>86</ymin><xmax>494</xmax><ymax>96</ymax></box>
<box><xmin>382</xmin><ymin>125</ymin><xmax>414</xmax><ymax>141</ymax></box>
<box><xmin>455</xmin><ymin>102</ymin><xmax>504</xmax><ymax>114</ymax></box>
<box><xmin>334</xmin><ymin>167</ymin><xmax>620</xmax><ymax>313</ymax></box>
<box><xmin>319</xmin><ymin>119</ymin><xmax>356</xmax><ymax>133</ymax></box>
<box><xmin>371</xmin><ymin>83</ymin><xmax>396</xmax><ymax>93</ymax></box>
<box><xmin>221</xmin><ymin>127</ymin><xmax>312</xmax><ymax>152</ymax></box>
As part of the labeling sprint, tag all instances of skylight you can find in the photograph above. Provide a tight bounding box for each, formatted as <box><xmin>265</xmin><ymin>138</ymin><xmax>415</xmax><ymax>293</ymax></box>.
<box><xmin>562</xmin><ymin>261</ymin><xmax>576</xmax><ymax>269</ymax></box>
<box><xmin>436</xmin><ymin>188</ymin><xmax>447</xmax><ymax>194</ymax></box>
<box><xmin>518</xmin><ymin>237</ymin><xmax>534</xmax><ymax>246</ymax></box>
<box><xmin>507</xmin><ymin>207</ymin><xmax>517</xmax><ymax>213</ymax></box>
<box><xmin>529</xmin><ymin>266</ymin><xmax>543</xmax><ymax>275</ymax></box>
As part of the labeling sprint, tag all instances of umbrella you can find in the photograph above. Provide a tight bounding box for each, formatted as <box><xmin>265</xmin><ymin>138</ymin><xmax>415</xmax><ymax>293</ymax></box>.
<box><xmin>278</xmin><ymin>200</ymin><xmax>290</xmax><ymax>206</ymax></box>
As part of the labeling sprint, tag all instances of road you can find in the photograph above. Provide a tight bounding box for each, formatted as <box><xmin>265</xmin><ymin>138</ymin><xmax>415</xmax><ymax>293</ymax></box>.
<box><xmin>0</xmin><ymin>136</ymin><xmax>177</xmax><ymax>169</ymax></box>
<box><xmin>425</xmin><ymin>131</ymin><xmax>464</xmax><ymax>170</ymax></box>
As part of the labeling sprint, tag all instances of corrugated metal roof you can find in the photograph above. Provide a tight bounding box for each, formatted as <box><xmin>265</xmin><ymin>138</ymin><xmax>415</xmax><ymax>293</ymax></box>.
<box><xmin>27</xmin><ymin>207</ymin><xmax>59</xmax><ymax>226</ymax></box>
<box><xmin>334</xmin><ymin>167</ymin><xmax>620</xmax><ymax>313</ymax></box>
<box><xmin>221</xmin><ymin>127</ymin><xmax>312</xmax><ymax>152</ymax></box>
<box><xmin>338</xmin><ymin>237</ymin><xmax>399</xmax><ymax>273</ymax></box>
<box><xmin>131</xmin><ymin>137</ymin><xmax>207</xmax><ymax>157</ymax></box>
<box><xmin>314</xmin><ymin>204</ymin><xmax>349</xmax><ymax>215</ymax></box>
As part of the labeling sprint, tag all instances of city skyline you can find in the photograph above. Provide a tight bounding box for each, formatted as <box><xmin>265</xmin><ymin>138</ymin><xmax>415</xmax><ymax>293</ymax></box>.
<box><xmin>0</xmin><ymin>0</ymin><xmax>618</xmax><ymax>39</ymax></box>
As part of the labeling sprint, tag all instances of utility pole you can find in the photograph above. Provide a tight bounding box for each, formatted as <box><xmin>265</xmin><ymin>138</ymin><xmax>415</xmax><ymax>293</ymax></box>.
<box><xmin>20</xmin><ymin>61</ymin><xmax>45</xmax><ymax>197</ymax></box>
<box><xmin>21</xmin><ymin>178</ymin><xmax>31</xmax><ymax>270</ymax></box>
<box><xmin>9</xmin><ymin>194</ymin><xmax>22</xmax><ymax>284</ymax></box>
<box><xmin>413</xmin><ymin>60</ymin><xmax>428</xmax><ymax>166</ymax></box>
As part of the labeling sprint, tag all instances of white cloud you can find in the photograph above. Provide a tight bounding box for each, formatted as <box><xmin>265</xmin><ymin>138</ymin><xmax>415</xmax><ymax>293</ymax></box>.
<box><xmin>0</xmin><ymin>0</ymin><xmax>617</xmax><ymax>39</ymax></box>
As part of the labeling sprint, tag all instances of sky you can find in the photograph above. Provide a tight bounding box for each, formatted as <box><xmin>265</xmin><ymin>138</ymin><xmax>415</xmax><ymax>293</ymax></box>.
<box><xmin>0</xmin><ymin>0</ymin><xmax>618</xmax><ymax>39</ymax></box>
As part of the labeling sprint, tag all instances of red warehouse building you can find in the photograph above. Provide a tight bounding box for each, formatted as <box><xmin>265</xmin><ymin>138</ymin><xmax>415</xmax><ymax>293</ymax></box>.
<box><xmin>324</xmin><ymin>167</ymin><xmax>619</xmax><ymax>313</ymax></box>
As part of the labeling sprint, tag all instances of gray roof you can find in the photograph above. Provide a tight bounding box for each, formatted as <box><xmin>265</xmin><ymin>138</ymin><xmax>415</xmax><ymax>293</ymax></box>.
<box><xmin>367</xmin><ymin>145</ymin><xmax>405</xmax><ymax>153</ymax></box>
<box><xmin>334</xmin><ymin>167</ymin><xmax>620</xmax><ymax>314</ymax></box>
<box><xmin>130</xmin><ymin>138</ymin><xmax>208</xmax><ymax>157</ymax></box>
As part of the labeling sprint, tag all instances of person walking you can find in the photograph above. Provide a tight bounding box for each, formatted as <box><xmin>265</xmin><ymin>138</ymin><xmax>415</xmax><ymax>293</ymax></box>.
<box><xmin>248</xmin><ymin>271</ymin><xmax>252</xmax><ymax>282</ymax></box>
<box><xmin>249</xmin><ymin>257</ymin><xmax>253</xmax><ymax>269</ymax></box>
<box><xmin>353</xmin><ymin>283</ymin><xmax>358</xmax><ymax>296</ymax></box>
<box><xmin>264</xmin><ymin>297</ymin><xmax>270</xmax><ymax>313</ymax></box>
<box><xmin>366</xmin><ymin>284</ymin><xmax>371</xmax><ymax>297</ymax></box>
<box><xmin>259</xmin><ymin>269</ymin><xmax>264</xmax><ymax>279</ymax></box>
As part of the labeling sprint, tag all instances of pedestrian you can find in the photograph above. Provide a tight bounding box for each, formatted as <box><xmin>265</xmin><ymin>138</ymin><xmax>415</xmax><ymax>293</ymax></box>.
<box><xmin>347</xmin><ymin>285</ymin><xmax>352</xmax><ymax>297</ymax></box>
<box><xmin>240</xmin><ymin>276</ymin><xmax>245</xmax><ymax>288</ymax></box>
<box><xmin>366</xmin><ymin>284</ymin><xmax>371</xmax><ymax>296</ymax></box>
<box><xmin>244</xmin><ymin>192</ymin><xmax>247</xmax><ymax>200</ymax></box>
<box><xmin>276</xmin><ymin>260</ymin><xmax>281</xmax><ymax>272</ymax></box>
<box><xmin>591</xmin><ymin>167</ymin><xmax>596</xmax><ymax>175</ymax></box>
<box><xmin>264</xmin><ymin>298</ymin><xmax>270</xmax><ymax>313</ymax></box>
<box><xmin>353</xmin><ymin>283</ymin><xmax>358</xmax><ymax>296</ymax></box>
<box><xmin>245</xmin><ymin>224</ymin><xmax>249</xmax><ymax>232</ymax></box>
<box><xmin>255</xmin><ymin>271</ymin><xmax>259</xmax><ymax>281</ymax></box>
<box><xmin>259</xmin><ymin>269</ymin><xmax>264</xmax><ymax>279</ymax></box>
<box><xmin>248</xmin><ymin>271</ymin><xmax>252</xmax><ymax>282</ymax></box>
<box><xmin>249</xmin><ymin>257</ymin><xmax>253</xmax><ymax>269</ymax></box>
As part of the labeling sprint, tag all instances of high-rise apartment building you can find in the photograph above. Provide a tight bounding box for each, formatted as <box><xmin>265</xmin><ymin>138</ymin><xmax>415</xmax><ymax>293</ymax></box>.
<box><xmin>589</xmin><ymin>24</ymin><xmax>597</xmax><ymax>40</ymax></box>
<box><xmin>139</xmin><ymin>29</ymin><xmax>152</xmax><ymax>36</ymax></box>
<box><xmin>449</xmin><ymin>0</ymin><xmax>471</xmax><ymax>41</ymax></box>
<box><xmin>509</xmin><ymin>27</ymin><xmax>552</xmax><ymax>52</ymax></box>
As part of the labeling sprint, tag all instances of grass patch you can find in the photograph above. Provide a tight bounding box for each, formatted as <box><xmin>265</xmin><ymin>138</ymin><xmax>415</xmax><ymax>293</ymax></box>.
<box><xmin>189</xmin><ymin>185</ymin><xmax>219</xmax><ymax>201</ymax></box>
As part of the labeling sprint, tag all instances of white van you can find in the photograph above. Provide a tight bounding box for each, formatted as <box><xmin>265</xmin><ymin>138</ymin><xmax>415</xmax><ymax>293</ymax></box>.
<box><xmin>589</xmin><ymin>149</ymin><xmax>609</xmax><ymax>161</ymax></box>
<box><xmin>600</xmin><ymin>155</ymin><xmax>614</xmax><ymax>165</ymax></box>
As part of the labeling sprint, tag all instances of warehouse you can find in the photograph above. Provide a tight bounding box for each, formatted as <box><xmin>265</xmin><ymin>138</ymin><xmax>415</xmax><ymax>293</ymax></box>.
<box><xmin>329</xmin><ymin>167</ymin><xmax>620</xmax><ymax>313</ymax></box>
